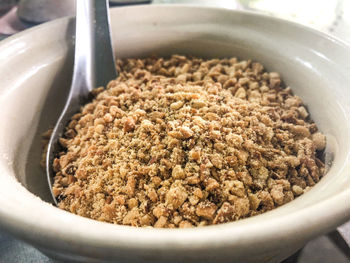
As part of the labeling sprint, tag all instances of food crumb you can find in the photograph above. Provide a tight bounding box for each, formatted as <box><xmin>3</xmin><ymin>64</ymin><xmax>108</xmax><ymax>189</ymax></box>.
<box><xmin>51</xmin><ymin>55</ymin><xmax>326</xmax><ymax>228</ymax></box>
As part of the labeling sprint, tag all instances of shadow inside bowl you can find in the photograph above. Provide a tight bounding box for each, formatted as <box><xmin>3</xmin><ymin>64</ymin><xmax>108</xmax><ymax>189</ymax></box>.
<box><xmin>22</xmin><ymin>20</ymin><xmax>75</xmax><ymax>203</ymax></box>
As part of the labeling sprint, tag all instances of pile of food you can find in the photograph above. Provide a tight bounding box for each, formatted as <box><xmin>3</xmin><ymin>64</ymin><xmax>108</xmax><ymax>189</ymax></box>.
<box><xmin>51</xmin><ymin>55</ymin><xmax>326</xmax><ymax>228</ymax></box>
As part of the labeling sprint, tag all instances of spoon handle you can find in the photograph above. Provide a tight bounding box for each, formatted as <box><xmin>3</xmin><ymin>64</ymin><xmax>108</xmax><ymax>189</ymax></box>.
<box><xmin>73</xmin><ymin>0</ymin><xmax>117</xmax><ymax>101</ymax></box>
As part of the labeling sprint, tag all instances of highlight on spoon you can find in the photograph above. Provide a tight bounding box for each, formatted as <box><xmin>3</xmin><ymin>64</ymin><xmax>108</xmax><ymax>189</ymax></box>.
<box><xmin>46</xmin><ymin>0</ymin><xmax>116</xmax><ymax>205</ymax></box>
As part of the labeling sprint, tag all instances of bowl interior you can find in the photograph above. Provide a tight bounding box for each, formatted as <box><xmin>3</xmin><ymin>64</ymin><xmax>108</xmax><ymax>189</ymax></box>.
<box><xmin>0</xmin><ymin>5</ymin><xmax>350</xmax><ymax>262</ymax></box>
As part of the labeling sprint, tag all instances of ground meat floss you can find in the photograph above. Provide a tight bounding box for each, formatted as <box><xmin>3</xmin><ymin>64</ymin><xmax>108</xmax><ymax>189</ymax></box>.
<box><xmin>51</xmin><ymin>55</ymin><xmax>326</xmax><ymax>228</ymax></box>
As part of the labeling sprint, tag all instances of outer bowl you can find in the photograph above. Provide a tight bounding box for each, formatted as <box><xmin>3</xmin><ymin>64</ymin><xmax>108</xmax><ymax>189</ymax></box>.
<box><xmin>0</xmin><ymin>5</ymin><xmax>350</xmax><ymax>263</ymax></box>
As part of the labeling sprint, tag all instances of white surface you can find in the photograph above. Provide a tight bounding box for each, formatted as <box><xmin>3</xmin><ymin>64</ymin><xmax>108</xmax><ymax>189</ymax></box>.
<box><xmin>331</xmin><ymin>0</ymin><xmax>350</xmax><ymax>44</ymax></box>
<box><xmin>153</xmin><ymin>0</ymin><xmax>243</xmax><ymax>9</ymax></box>
<box><xmin>338</xmin><ymin>221</ymin><xmax>350</xmax><ymax>247</ymax></box>
<box><xmin>0</xmin><ymin>5</ymin><xmax>350</xmax><ymax>263</ymax></box>
<box><xmin>239</xmin><ymin>0</ymin><xmax>350</xmax><ymax>44</ymax></box>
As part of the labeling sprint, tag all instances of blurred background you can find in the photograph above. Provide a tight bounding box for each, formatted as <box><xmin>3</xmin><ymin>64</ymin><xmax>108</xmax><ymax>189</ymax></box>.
<box><xmin>0</xmin><ymin>0</ymin><xmax>349</xmax><ymax>262</ymax></box>
<box><xmin>1</xmin><ymin>0</ymin><xmax>349</xmax><ymax>42</ymax></box>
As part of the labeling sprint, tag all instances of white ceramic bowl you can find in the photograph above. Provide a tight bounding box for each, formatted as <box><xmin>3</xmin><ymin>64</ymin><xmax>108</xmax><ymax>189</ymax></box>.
<box><xmin>0</xmin><ymin>5</ymin><xmax>350</xmax><ymax>263</ymax></box>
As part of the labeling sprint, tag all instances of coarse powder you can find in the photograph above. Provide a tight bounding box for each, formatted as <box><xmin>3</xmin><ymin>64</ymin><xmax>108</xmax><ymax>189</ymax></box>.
<box><xmin>51</xmin><ymin>55</ymin><xmax>326</xmax><ymax>228</ymax></box>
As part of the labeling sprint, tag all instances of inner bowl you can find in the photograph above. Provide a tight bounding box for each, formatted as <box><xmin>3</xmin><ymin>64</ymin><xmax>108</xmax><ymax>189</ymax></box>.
<box><xmin>0</xmin><ymin>5</ymin><xmax>350</xmax><ymax>263</ymax></box>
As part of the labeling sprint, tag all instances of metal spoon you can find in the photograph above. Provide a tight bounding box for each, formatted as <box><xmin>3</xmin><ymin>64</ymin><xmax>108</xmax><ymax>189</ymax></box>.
<box><xmin>46</xmin><ymin>0</ymin><xmax>117</xmax><ymax>205</ymax></box>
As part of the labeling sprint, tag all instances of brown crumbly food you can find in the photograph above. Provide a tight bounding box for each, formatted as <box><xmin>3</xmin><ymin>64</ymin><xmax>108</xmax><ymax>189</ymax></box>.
<box><xmin>52</xmin><ymin>55</ymin><xmax>326</xmax><ymax>227</ymax></box>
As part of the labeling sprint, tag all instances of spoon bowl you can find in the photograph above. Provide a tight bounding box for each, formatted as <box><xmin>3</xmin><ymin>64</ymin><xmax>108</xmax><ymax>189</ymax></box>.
<box><xmin>46</xmin><ymin>0</ymin><xmax>117</xmax><ymax>204</ymax></box>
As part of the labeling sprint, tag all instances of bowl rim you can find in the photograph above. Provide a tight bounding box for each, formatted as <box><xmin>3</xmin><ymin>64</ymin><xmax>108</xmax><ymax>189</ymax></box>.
<box><xmin>0</xmin><ymin>4</ymin><xmax>350</xmax><ymax>254</ymax></box>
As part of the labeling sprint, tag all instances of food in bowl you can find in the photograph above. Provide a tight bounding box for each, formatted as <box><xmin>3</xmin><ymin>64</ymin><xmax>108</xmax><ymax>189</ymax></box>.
<box><xmin>51</xmin><ymin>55</ymin><xmax>326</xmax><ymax>228</ymax></box>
